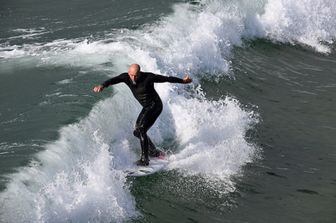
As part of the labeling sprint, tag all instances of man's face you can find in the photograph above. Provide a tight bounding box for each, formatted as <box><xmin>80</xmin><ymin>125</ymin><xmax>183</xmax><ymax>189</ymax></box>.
<box><xmin>128</xmin><ymin>67</ymin><xmax>140</xmax><ymax>81</ymax></box>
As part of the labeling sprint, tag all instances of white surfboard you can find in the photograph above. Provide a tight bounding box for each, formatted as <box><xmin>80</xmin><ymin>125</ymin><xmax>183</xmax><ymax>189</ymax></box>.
<box><xmin>125</xmin><ymin>156</ymin><xmax>169</xmax><ymax>177</ymax></box>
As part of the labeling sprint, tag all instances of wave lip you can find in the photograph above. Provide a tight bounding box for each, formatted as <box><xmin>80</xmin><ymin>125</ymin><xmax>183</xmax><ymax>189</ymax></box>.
<box><xmin>167</xmin><ymin>96</ymin><xmax>258</xmax><ymax>182</ymax></box>
<box><xmin>258</xmin><ymin>0</ymin><xmax>336</xmax><ymax>53</ymax></box>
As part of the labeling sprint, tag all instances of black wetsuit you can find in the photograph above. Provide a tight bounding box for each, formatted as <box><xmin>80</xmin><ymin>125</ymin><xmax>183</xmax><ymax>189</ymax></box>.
<box><xmin>101</xmin><ymin>72</ymin><xmax>184</xmax><ymax>164</ymax></box>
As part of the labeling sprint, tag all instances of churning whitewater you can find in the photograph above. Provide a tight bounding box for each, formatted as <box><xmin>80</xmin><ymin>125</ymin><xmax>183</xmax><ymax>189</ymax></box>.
<box><xmin>1</xmin><ymin>0</ymin><xmax>335</xmax><ymax>222</ymax></box>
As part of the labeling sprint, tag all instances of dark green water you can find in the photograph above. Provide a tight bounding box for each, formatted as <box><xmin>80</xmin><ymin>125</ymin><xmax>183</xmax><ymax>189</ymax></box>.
<box><xmin>203</xmin><ymin>42</ymin><xmax>336</xmax><ymax>223</ymax></box>
<box><xmin>0</xmin><ymin>0</ymin><xmax>335</xmax><ymax>222</ymax></box>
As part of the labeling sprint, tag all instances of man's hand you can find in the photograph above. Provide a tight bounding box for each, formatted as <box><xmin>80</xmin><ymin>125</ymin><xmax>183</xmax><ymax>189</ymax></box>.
<box><xmin>183</xmin><ymin>75</ymin><xmax>192</xmax><ymax>84</ymax></box>
<box><xmin>93</xmin><ymin>85</ymin><xmax>104</xmax><ymax>92</ymax></box>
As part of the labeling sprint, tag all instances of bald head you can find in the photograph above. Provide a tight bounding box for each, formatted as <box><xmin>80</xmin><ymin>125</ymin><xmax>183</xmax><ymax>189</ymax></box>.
<box><xmin>128</xmin><ymin>64</ymin><xmax>140</xmax><ymax>75</ymax></box>
<box><xmin>128</xmin><ymin>64</ymin><xmax>141</xmax><ymax>81</ymax></box>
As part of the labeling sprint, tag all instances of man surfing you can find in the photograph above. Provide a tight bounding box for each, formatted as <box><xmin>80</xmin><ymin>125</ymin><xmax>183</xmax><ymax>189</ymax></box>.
<box><xmin>93</xmin><ymin>64</ymin><xmax>192</xmax><ymax>166</ymax></box>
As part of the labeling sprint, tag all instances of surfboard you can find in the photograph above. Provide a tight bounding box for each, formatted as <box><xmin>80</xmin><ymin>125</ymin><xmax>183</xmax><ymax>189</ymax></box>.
<box><xmin>125</xmin><ymin>155</ymin><xmax>168</xmax><ymax>177</ymax></box>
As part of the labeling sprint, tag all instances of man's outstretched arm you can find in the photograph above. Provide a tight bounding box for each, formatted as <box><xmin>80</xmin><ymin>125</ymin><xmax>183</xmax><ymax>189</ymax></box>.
<box><xmin>93</xmin><ymin>73</ymin><xmax>127</xmax><ymax>92</ymax></box>
<box><xmin>152</xmin><ymin>73</ymin><xmax>192</xmax><ymax>84</ymax></box>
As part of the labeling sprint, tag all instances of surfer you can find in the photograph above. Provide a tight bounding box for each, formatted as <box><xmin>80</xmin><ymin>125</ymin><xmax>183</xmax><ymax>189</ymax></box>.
<box><xmin>93</xmin><ymin>64</ymin><xmax>192</xmax><ymax>166</ymax></box>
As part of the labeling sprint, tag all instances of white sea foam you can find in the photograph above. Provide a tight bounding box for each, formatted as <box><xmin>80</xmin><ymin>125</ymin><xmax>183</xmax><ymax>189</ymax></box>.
<box><xmin>0</xmin><ymin>93</ymin><xmax>140</xmax><ymax>223</ymax></box>
<box><xmin>258</xmin><ymin>0</ymin><xmax>336</xmax><ymax>53</ymax></box>
<box><xmin>57</xmin><ymin>78</ymin><xmax>73</xmax><ymax>84</ymax></box>
<box><xmin>167</xmin><ymin>96</ymin><xmax>258</xmax><ymax>179</ymax></box>
<box><xmin>8</xmin><ymin>28</ymin><xmax>49</xmax><ymax>40</ymax></box>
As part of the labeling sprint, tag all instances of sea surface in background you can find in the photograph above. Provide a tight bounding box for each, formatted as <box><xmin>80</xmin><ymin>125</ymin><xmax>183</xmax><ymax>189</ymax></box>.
<box><xmin>0</xmin><ymin>0</ymin><xmax>335</xmax><ymax>222</ymax></box>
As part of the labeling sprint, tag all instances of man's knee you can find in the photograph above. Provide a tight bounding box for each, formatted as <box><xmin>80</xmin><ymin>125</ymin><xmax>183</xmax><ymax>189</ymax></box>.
<box><xmin>133</xmin><ymin>127</ymin><xmax>146</xmax><ymax>138</ymax></box>
<box><xmin>133</xmin><ymin>129</ymin><xmax>140</xmax><ymax>138</ymax></box>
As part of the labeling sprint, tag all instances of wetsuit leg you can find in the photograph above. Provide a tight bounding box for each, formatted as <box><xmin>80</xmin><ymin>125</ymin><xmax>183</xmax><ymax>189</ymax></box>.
<box><xmin>147</xmin><ymin>137</ymin><xmax>159</xmax><ymax>156</ymax></box>
<box><xmin>133</xmin><ymin>101</ymin><xmax>162</xmax><ymax>165</ymax></box>
<box><xmin>133</xmin><ymin>131</ymin><xmax>158</xmax><ymax>155</ymax></box>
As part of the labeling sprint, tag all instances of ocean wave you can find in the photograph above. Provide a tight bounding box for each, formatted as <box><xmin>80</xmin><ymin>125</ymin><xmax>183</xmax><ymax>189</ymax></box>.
<box><xmin>0</xmin><ymin>0</ymin><xmax>271</xmax><ymax>222</ymax></box>
<box><xmin>1</xmin><ymin>0</ymin><xmax>335</xmax><ymax>64</ymax></box>
<box><xmin>0</xmin><ymin>96</ymin><xmax>140</xmax><ymax>222</ymax></box>
<box><xmin>258</xmin><ymin>0</ymin><xmax>336</xmax><ymax>53</ymax></box>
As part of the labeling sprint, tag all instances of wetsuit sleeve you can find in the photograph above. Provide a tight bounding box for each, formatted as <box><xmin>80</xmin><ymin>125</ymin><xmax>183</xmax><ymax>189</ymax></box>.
<box><xmin>151</xmin><ymin>73</ymin><xmax>184</xmax><ymax>83</ymax></box>
<box><xmin>101</xmin><ymin>73</ymin><xmax>127</xmax><ymax>88</ymax></box>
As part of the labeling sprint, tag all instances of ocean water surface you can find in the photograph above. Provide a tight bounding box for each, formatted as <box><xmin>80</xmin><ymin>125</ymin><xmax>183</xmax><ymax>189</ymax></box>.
<box><xmin>0</xmin><ymin>0</ymin><xmax>335</xmax><ymax>222</ymax></box>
